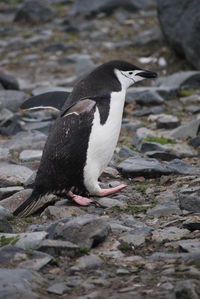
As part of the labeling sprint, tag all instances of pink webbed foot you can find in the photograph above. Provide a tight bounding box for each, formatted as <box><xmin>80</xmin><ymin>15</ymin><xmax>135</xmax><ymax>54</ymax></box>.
<box><xmin>67</xmin><ymin>191</ymin><xmax>93</xmax><ymax>206</ymax></box>
<box><xmin>96</xmin><ymin>183</ymin><xmax>126</xmax><ymax>197</ymax></box>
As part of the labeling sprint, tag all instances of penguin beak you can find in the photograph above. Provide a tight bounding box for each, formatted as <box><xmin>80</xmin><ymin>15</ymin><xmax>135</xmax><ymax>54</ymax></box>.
<box><xmin>136</xmin><ymin>70</ymin><xmax>157</xmax><ymax>79</ymax></box>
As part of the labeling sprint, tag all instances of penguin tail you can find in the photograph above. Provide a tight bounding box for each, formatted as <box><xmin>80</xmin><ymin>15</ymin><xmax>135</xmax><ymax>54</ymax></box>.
<box><xmin>13</xmin><ymin>189</ymin><xmax>42</xmax><ymax>217</ymax></box>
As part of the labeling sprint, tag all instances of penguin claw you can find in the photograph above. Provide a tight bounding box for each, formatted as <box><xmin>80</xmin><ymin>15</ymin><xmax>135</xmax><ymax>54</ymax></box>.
<box><xmin>97</xmin><ymin>183</ymin><xmax>127</xmax><ymax>197</ymax></box>
<box><xmin>67</xmin><ymin>191</ymin><xmax>92</xmax><ymax>206</ymax></box>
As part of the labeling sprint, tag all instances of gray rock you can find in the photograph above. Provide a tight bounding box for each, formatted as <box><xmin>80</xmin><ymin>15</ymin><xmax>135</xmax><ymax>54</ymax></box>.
<box><xmin>97</xmin><ymin>197</ymin><xmax>126</xmax><ymax>208</ymax></box>
<box><xmin>0</xmin><ymin>268</ymin><xmax>44</xmax><ymax>299</ymax></box>
<box><xmin>19</xmin><ymin>150</ymin><xmax>42</xmax><ymax>162</ymax></box>
<box><xmin>0</xmin><ymin>163</ymin><xmax>33</xmax><ymax>187</ymax></box>
<box><xmin>179</xmin><ymin>195</ymin><xmax>200</xmax><ymax>213</ymax></box>
<box><xmin>126</xmin><ymin>87</ymin><xmax>164</xmax><ymax>106</ymax></box>
<box><xmin>0</xmin><ymin>245</ymin><xmax>53</xmax><ymax>270</ymax></box>
<box><xmin>118</xmin><ymin>146</ymin><xmax>139</xmax><ymax>160</ymax></box>
<box><xmin>178</xmin><ymin>239</ymin><xmax>200</xmax><ymax>253</ymax></box>
<box><xmin>174</xmin><ymin>280</ymin><xmax>199</xmax><ymax>299</ymax></box>
<box><xmin>0</xmin><ymin>148</ymin><xmax>10</xmax><ymax>161</ymax></box>
<box><xmin>15</xmin><ymin>0</ymin><xmax>56</xmax><ymax>24</ymax></box>
<box><xmin>47</xmin><ymin>282</ymin><xmax>69</xmax><ymax>295</ymax></box>
<box><xmin>42</xmin><ymin>205</ymin><xmax>86</xmax><ymax>220</ymax></box>
<box><xmin>0</xmin><ymin>72</ymin><xmax>19</xmax><ymax>90</ymax></box>
<box><xmin>0</xmin><ymin>218</ymin><xmax>13</xmax><ymax>233</ymax></box>
<box><xmin>145</xmin><ymin>151</ymin><xmax>179</xmax><ymax>161</ymax></box>
<box><xmin>38</xmin><ymin>239</ymin><xmax>80</xmax><ymax>257</ymax></box>
<box><xmin>71</xmin><ymin>0</ymin><xmax>156</xmax><ymax>16</ymax></box>
<box><xmin>185</xmin><ymin>104</ymin><xmax>200</xmax><ymax>114</ymax></box>
<box><xmin>32</xmin><ymin>86</ymin><xmax>71</xmax><ymax>96</ymax></box>
<box><xmin>157</xmin><ymin>0</ymin><xmax>200</xmax><ymax>70</ymax></box>
<box><xmin>190</xmin><ymin>136</ymin><xmax>200</xmax><ymax>148</ymax></box>
<box><xmin>0</xmin><ymin>186</ymin><xmax>24</xmax><ymax>200</ymax></box>
<box><xmin>117</xmin><ymin>157</ymin><xmax>171</xmax><ymax>178</ymax></box>
<box><xmin>183</xmin><ymin>216</ymin><xmax>200</xmax><ymax>231</ymax></box>
<box><xmin>0</xmin><ymin>231</ymin><xmax>48</xmax><ymax>250</ymax></box>
<box><xmin>152</xmin><ymin>227</ymin><xmax>189</xmax><ymax>242</ymax></box>
<box><xmin>156</xmin><ymin>115</ymin><xmax>180</xmax><ymax>129</ymax></box>
<box><xmin>71</xmin><ymin>254</ymin><xmax>102</xmax><ymax>272</ymax></box>
<box><xmin>132</xmin><ymin>26</ymin><xmax>162</xmax><ymax>46</ymax></box>
<box><xmin>132</xmin><ymin>127</ymin><xmax>154</xmax><ymax>148</ymax></box>
<box><xmin>119</xmin><ymin>227</ymin><xmax>151</xmax><ymax>247</ymax></box>
<box><xmin>121</xmin><ymin>119</ymin><xmax>142</xmax><ymax>134</ymax></box>
<box><xmin>2</xmin><ymin>131</ymin><xmax>47</xmax><ymax>150</ymax></box>
<box><xmin>132</xmin><ymin>105</ymin><xmax>164</xmax><ymax>116</ymax></box>
<box><xmin>0</xmin><ymin>189</ymin><xmax>32</xmax><ymax>213</ymax></box>
<box><xmin>180</xmin><ymin>94</ymin><xmax>200</xmax><ymax>105</ymax></box>
<box><xmin>156</xmin><ymin>71</ymin><xmax>200</xmax><ymax>90</ymax></box>
<box><xmin>51</xmin><ymin>215</ymin><xmax>111</xmax><ymax>248</ymax></box>
<box><xmin>169</xmin><ymin>119</ymin><xmax>200</xmax><ymax>140</ymax></box>
<box><xmin>140</xmin><ymin>142</ymin><xmax>166</xmax><ymax>153</ymax></box>
<box><xmin>168</xmin><ymin>159</ymin><xmax>200</xmax><ymax>175</ymax></box>
<box><xmin>0</xmin><ymin>90</ymin><xmax>27</xmax><ymax>112</ymax></box>
<box><xmin>147</xmin><ymin>202</ymin><xmax>181</xmax><ymax>217</ymax></box>
<box><xmin>0</xmin><ymin>205</ymin><xmax>12</xmax><ymax>219</ymax></box>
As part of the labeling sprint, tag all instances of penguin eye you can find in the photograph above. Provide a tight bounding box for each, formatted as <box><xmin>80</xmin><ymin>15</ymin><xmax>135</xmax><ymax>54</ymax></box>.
<box><xmin>129</xmin><ymin>72</ymin><xmax>133</xmax><ymax>75</ymax></box>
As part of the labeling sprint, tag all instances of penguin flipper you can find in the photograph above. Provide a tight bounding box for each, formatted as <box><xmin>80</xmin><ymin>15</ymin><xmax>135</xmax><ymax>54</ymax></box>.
<box><xmin>20</xmin><ymin>91</ymin><xmax>70</xmax><ymax>111</ymax></box>
<box><xmin>62</xmin><ymin>98</ymin><xmax>96</xmax><ymax>117</ymax></box>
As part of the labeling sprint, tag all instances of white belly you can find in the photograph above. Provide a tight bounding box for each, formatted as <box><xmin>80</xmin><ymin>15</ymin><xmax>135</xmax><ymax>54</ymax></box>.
<box><xmin>83</xmin><ymin>90</ymin><xmax>125</xmax><ymax>194</ymax></box>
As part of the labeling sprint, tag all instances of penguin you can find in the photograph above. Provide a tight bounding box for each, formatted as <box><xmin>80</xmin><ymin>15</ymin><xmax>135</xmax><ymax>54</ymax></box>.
<box><xmin>13</xmin><ymin>60</ymin><xmax>157</xmax><ymax>217</ymax></box>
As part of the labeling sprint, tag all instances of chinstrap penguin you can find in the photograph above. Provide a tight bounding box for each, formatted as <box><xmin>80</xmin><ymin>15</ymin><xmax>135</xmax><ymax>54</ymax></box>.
<box><xmin>13</xmin><ymin>60</ymin><xmax>157</xmax><ymax>217</ymax></box>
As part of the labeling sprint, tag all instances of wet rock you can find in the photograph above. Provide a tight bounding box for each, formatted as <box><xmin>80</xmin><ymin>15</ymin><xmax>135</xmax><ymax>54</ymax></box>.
<box><xmin>174</xmin><ymin>280</ymin><xmax>199</xmax><ymax>299</ymax></box>
<box><xmin>0</xmin><ymin>189</ymin><xmax>32</xmax><ymax>213</ymax></box>
<box><xmin>2</xmin><ymin>131</ymin><xmax>47</xmax><ymax>150</ymax></box>
<box><xmin>179</xmin><ymin>195</ymin><xmax>200</xmax><ymax>213</ymax></box>
<box><xmin>156</xmin><ymin>71</ymin><xmax>200</xmax><ymax>90</ymax></box>
<box><xmin>169</xmin><ymin>119</ymin><xmax>200</xmax><ymax>140</ymax></box>
<box><xmin>147</xmin><ymin>202</ymin><xmax>181</xmax><ymax>217</ymax></box>
<box><xmin>47</xmin><ymin>282</ymin><xmax>70</xmax><ymax>295</ymax></box>
<box><xmin>0</xmin><ymin>163</ymin><xmax>33</xmax><ymax>187</ymax></box>
<box><xmin>0</xmin><ymin>186</ymin><xmax>24</xmax><ymax>200</ymax></box>
<box><xmin>0</xmin><ymin>231</ymin><xmax>48</xmax><ymax>250</ymax></box>
<box><xmin>119</xmin><ymin>227</ymin><xmax>151</xmax><ymax>247</ymax></box>
<box><xmin>0</xmin><ymin>268</ymin><xmax>44</xmax><ymax>299</ymax></box>
<box><xmin>15</xmin><ymin>0</ymin><xmax>56</xmax><ymax>24</ymax></box>
<box><xmin>38</xmin><ymin>239</ymin><xmax>80</xmax><ymax>257</ymax></box>
<box><xmin>0</xmin><ymin>90</ymin><xmax>27</xmax><ymax>112</ymax></box>
<box><xmin>158</xmin><ymin>0</ymin><xmax>200</xmax><ymax>70</ymax></box>
<box><xmin>19</xmin><ymin>150</ymin><xmax>42</xmax><ymax>162</ymax></box>
<box><xmin>178</xmin><ymin>239</ymin><xmax>200</xmax><ymax>253</ymax></box>
<box><xmin>0</xmin><ymin>72</ymin><xmax>19</xmax><ymax>90</ymax></box>
<box><xmin>0</xmin><ymin>245</ymin><xmax>53</xmax><ymax>270</ymax></box>
<box><xmin>97</xmin><ymin>197</ymin><xmax>126</xmax><ymax>209</ymax></box>
<box><xmin>152</xmin><ymin>227</ymin><xmax>189</xmax><ymax>242</ymax></box>
<box><xmin>156</xmin><ymin>115</ymin><xmax>180</xmax><ymax>129</ymax></box>
<box><xmin>71</xmin><ymin>254</ymin><xmax>102</xmax><ymax>272</ymax></box>
<box><xmin>127</xmin><ymin>87</ymin><xmax>164</xmax><ymax>106</ymax></box>
<box><xmin>71</xmin><ymin>0</ymin><xmax>156</xmax><ymax>16</ymax></box>
<box><xmin>51</xmin><ymin>215</ymin><xmax>111</xmax><ymax>248</ymax></box>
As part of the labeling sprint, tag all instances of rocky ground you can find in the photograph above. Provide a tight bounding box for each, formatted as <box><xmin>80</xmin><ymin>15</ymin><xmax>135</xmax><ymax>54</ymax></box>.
<box><xmin>0</xmin><ymin>0</ymin><xmax>200</xmax><ymax>298</ymax></box>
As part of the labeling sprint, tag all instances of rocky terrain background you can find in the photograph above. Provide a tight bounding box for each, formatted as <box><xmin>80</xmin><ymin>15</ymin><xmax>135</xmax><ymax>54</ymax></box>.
<box><xmin>0</xmin><ymin>0</ymin><xmax>200</xmax><ymax>298</ymax></box>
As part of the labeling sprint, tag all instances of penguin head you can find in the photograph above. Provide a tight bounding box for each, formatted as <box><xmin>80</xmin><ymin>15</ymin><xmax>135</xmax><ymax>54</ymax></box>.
<box><xmin>111</xmin><ymin>60</ymin><xmax>157</xmax><ymax>89</ymax></box>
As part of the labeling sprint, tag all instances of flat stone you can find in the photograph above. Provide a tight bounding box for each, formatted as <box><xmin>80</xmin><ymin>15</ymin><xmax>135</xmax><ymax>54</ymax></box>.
<box><xmin>2</xmin><ymin>131</ymin><xmax>47</xmax><ymax>151</ymax></box>
<box><xmin>38</xmin><ymin>239</ymin><xmax>80</xmax><ymax>257</ymax></box>
<box><xmin>119</xmin><ymin>227</ymin><xmax>151</xmax><ymax>247</ymax></box>
<box><xmin>51</xmin><ymin>215</ymin><xmax>111</xmax><ymax>248</ymax></box>
<box><xmin>174</xmin><ymin>280</ymin><xmax>199</xmax><ymax>299</ymax></box>
<box><xmin>47</xmin><ymin>282</ymin><xmax>69</xmax><ymax>295</ymax></box>
<box><xmin>179</xmin><ymin>195</ymin><xmax>200</xmax><ymax>213</ymax></box>
<box><xmin>0</xmin><ymin>186</ymin><xmax>24</xmax><ymax>200</ymax></box>
<box><xmin>132</xmin><ymin>105</ymin><xmax>164</xmax><ymax>117</ymax></box>
<box><xmin>167</xmin><ymin>159</ymin><xmax>200</xmax><ymax>175</ymax></box>
<box><xmin>118</xmin><ymin>146</ymin><xmax>139</xmax><ymax>160</ymax></box>
<box><xmin>152</xmin><ymin>227</ymin><xmax>189</xmax><ymax>242</ymax></box>
<box><xmin>19</xmin><ymin>150</ymin><xmax>42</xmax><ymax>162</ymax></box>
<box><xmin>0</xmin><ymin>268</ymin><xmax>44</xmax><ymax>299</ymax></box>
<box><xmin>0</xmin><ymin>189</ymin><xmax>32</xmax><ymax>213</ymax></box>
<box><xmin>0</xmin><ymin>148</ymin><xmax>10</xmax><ymax>161</ymax></box>
<box><xmin>145</xmin><ymin>150</ymin><xmax>179</xmax><ymax>161</ymax></box>
<box><xmin>0</xmin><ymin>205</ymin><xmax>12</xmax><ymax>220</ymax></box>
<box><xmin>147</xmin><ymin>202</ymin><xmax>182</xmax><ymax>217</ymax></box>
<box><xmin>180</xmin><ymin>94</ymin><xmax>200</xmax><ymax>105</ymax></box>
<box><xmin>97</xmin><ymin>197</ymin><xmax>126</xmax><ymax>208</ymax></box>
<box><xmin>42</xmin><ymin>205</ymin><xmax>86</xmax><ymax>220</ymax></box>
<box><xmin>169</xmin><ymin>119</ymin><xmax>200</xmax><ymax>140</ymax></box>
<box><xmin>0</xmin><ymin>72</ymin><xmax>19</xmax><ymax>90</ymax></box>
<box><xmin>126</xmin><ymin>87</ymin><xmax>164</xmax><ymax>106</ymax></box>
<box><xmin>0</xmin><ymin>90</ymin><xmax>27</xmax><ymax>112</ymax></box>
<box><xmin>0</xmin><ymin>245</ymin><xmax>53</xmax><ymax>270</ymax></box>
<box><xmin>132</xmin><ymin>26</ymin><xmax>162</xmax><ymax>47</ymax></box>
<box><xmin>0</xmin><ymin>163</ymin><xmax>33</xmax><ymax>187</ymax></box>
<box><xmin>71</xmin><ymin>254</ymin><xmax>102</xmax><ymax>272</ymax></box>
<box><xmin>0</xmin><ymin>231</ymin><xmax>48</xmax><ymax>250</ymax></box>
<box><xmin>178</xmin><ymin>239</ymin><xmax>200</xmax><ymax>253</ymax></box>
<box><xmin>0</xmin><ymin>218</ymin><xmax>13</xmax><ymax>233</ymax></box>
